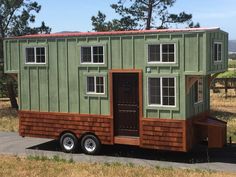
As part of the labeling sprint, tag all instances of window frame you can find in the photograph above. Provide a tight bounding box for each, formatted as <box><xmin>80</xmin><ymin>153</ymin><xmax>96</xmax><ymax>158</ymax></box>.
<box><xmin>86</xmin><ymin>76</ymin><xmax>105</xmax><ymax>95</ymax></box>
<box><xmin>194</xmin><ymin>77</ymin><xmax>203</xmax><ymax>104</ymax></box>
<box><xmin>25</xmin><ymin>46</ymin><xmax>46</xmax><ymax>64</ymax></box>
<box><xmin>147</xmin><ymin>76</ymin><xmax>176</xmax><ymax>107</ymax></box>
<box><xmin>213</xmin><ymin>42</ymin><xmax>223</xmax><ymax>63</ymax></box>
<box><xmin>81</xmin><ymin>46</ymin><xmax>105</xmax><ymax>64</ymax></box>
<box><xmin>147</xmin><ymin>43</ymin><xmax>176</xmax><ymax>64</ymax></box>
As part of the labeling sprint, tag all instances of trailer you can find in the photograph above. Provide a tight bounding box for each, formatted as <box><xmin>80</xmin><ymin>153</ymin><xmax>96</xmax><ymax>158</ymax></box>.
<box><xmin>4</xmin><ymin>28</ymin><xmax>228</xmax><ymax>154</ymax></box>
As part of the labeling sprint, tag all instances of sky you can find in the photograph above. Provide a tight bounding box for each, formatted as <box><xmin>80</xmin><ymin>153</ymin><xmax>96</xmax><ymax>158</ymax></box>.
<box><xmin>32</xmin><ymin>0</ymin><xmax>236</xmax><ymax>39</ymax></box>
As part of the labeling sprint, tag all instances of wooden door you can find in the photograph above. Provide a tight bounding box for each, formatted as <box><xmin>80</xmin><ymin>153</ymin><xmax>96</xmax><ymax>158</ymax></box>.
<box><xmin>113</xmin><ymin>73</ymin><xmax>139</xmax><ymax>137</ymax></box>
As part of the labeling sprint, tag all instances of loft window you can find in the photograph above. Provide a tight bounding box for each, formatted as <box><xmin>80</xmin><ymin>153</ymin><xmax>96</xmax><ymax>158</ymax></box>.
<box><xmin>148</xmin><ymin>77</ymin><xmax>176</xmax><ymax>106</ymax></box>
<box><xmin>213</xmin><ymin>42</ymin><xmax>222</xmax><ymax>62</ymax></box>
<box><xmin>81</xmin><ymin>46</ymin><xmax>104</xmax><ymax>64</ymax></box>
<box><xmin>148</xmin><ymin>44</ymin><xmax>175</xmax><ymax>63</ymax></box>
<box><xmin>25</xmin><ymin>47</ymin><xmax>46</xmax><ymax>64</ymax></box>
<box><xmin>194</xmin><ymin>78</ymin><xmax>203</xmax><ymax>103</ymax></box>
<box><xmin>86</xmin><ymin>76</ymin><xmax>105</xmax><ymax>94</ymax></box>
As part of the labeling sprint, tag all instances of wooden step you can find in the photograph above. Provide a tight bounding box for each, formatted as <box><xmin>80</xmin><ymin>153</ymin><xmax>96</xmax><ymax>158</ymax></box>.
<box><xmin>114</xmin><ymin>136</ymin><xmax>140</xmax><ymax>146</ymax></box>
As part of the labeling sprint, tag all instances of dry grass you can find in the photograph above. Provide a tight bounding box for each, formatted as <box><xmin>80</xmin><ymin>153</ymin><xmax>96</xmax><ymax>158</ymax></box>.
<box><xmin>0</xmin><ymin>155</ymin><xmax>235</xmax><ymax>177</ymax></box>
<box><xmin>211</xmin><ymin>89</ymin><xmax>236</xmax><ymax>112</ymax></box>
<box><xmin>0</xmin><ymin>99</ymin><xmax>18</xmax><ymax>132</ymax></box>
<box><xmin>210</xmin><ymin>89</ymin><xmax>236</xmax><ymax>142</ymax></box>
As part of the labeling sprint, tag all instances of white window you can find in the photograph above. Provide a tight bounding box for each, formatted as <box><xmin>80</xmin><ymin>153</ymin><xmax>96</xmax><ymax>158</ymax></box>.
<box><xmin>148</xmin><ymin>44</ymin><xmax>175</xmax><ymax>63</ymax></box>
<box><xmin>81</xmin><ymin>46</ymin><xmax>104</xmax><ymax>64</ymax></box>
<box><xmin>86</xmin><ymin>76</ymin><xmax>105</xmax><ymax>94</ymax></box>
<box><xmin>194</xmin><ymin>78</ymin><xmax>203</xmax><ymax>103</ymax></box>
<box><xmin>25</xmin><ymin>47</ymin><xmax>46</xmax><ymax>64</ymax></box>
<box><xmin>213</xmin><ymin>42</ymin><xmax>222</xmax><ymax>62</ymax></box>
<box><xmin>148</xmin><ymin>77</ymin><xmax>176</xmax><ymax>106</ymax></box>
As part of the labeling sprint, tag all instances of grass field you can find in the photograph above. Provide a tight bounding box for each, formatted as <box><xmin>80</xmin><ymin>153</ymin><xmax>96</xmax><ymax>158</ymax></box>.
<box><xmin>210</xmin><ymin>89</ymin><xmax>236</xmax><ymax>142</ymax></box>
<box><xmin>228</xmin><ymin>60</ymin><xmax>236</xmax><ymax>68</ymax></box>
<box><xmin>0</xmin><ymin>99</ymin><xmax>18</xmax><ymax>132</ymax></box>
<box><xmin>0</xmin><ymin>155</ymin><xmax>235</xmax><ymax>177</ymax></box>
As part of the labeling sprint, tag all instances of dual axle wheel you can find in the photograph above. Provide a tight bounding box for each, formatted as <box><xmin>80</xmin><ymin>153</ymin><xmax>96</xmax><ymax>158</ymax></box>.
<box><xmin>59</xmin><ymin>133</ymin><xmax>101</xmax><ymax>154</ymax></box>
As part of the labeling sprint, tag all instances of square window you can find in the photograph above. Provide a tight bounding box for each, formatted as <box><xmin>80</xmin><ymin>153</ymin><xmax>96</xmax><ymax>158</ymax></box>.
<box><xmin>148</xmin><ymin>43</ymin><xmax>175</xmax><ymax>63</ymax></box>
<box><xmin>148</xmin><ymin>77</ymin><xmax>176</xmax><ymax>107</ymax></box>
<box><xmin>25</xmin><ymin>47</ymin><xmax>46</xmax><ymax>64</ymax></box>
<box><xmin>86</xmin><ymin>76</ymin><xmax>105</xmax><ymax>94</ymax></box>
<box><xmin>81</xmin><ymin>46</ymin><xmax>104</xmax><ymax>64</ymax></box>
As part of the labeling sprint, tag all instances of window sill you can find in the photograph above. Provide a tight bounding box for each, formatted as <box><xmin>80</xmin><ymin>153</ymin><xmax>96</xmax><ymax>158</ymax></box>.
<box><xmin>84</xmin><ymin>94</ymin><xmax>107</xmax><ymax>98</ymax></box>
<box><xmin>24</xmin><ymin>64</ymin><xmax>48</xmax><ymax>68</ymax></box>
<box><xmin>78</xmin><ymin>63</ymin><xmax>107</xmax><ymax>68</ymax></box>
<box><xmin>146</xmin><ymin>105</ymin><xmax>178</xmax><ymax>111</ymax></box>
<box><xmin>213</xmin><ymin>61</ymin><xmax>223</xmax><ymax>64</ymax></box>
<box><xmin>146</xmin><ymin>62</ymin><xmax>179</xmax><ymax>67</ymax></box>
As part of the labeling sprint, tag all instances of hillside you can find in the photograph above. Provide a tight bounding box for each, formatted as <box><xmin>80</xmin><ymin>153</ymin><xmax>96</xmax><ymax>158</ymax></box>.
<box><xmin>229</xmin><ymin>40</ymin><xmax>236</xmax><ymax>53</ymax></box>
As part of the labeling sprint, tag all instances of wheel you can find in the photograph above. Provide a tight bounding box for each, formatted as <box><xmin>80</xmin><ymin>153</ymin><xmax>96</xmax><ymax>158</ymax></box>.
<box><xmin>81</xmin><ymin>134</ymin><xmax>101</xmax><ymax>155</ymax></box>
<box><xmin>60</xmin><ymin>133</ymin><xmax>78</xmax><ymax>153</ymax></box>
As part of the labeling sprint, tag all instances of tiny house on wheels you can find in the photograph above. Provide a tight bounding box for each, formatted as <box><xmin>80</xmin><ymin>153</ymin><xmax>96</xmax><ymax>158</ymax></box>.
<box><xmin>4</xmin><ymin>28</ymin><xmax>228</xmax><ymax>154</ymax></box>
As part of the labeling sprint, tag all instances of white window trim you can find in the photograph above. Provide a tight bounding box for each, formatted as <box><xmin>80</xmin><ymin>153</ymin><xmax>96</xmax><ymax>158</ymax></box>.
<box><xmin>194</xmin><ymin>78</ymin><xmax>203</xmax><ymax>104</ymax></box>
<box><xmin>213</xmin><ymin>42</ymin><xmax>223</xmax><ymax>63</ymax></box>
<box><xmin>81</xmin><ymin>46</ymin><xmax>105</xmax><ymax>64</ymax></box>
<box><xmin>25</xmin><ymin>47</ymin><xmax>46</xmax><ymax>64</ymax></box>
<box><xmin>86</xmin><ymin>76</ymin><xmax>105</xmax><ymax>95</ymax></box>
<box><xmin>147</xmin><ymin>43</ymin><xmax>176</xmax><ymax>64</ymax></box>
<box><xmin>147</xmin><ymin>76</ymin><xmax>176</xmax><ymax>107</ymax></box>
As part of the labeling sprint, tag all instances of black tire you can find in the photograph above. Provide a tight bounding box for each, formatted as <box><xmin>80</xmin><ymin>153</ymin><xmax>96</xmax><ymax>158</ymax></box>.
<box><xmin>60</xmin><ymin>133</ymin><xmax>79</xmax><ymax>153</ymax></box>
<box><xmin>81</xmin><ymin>134</ymin><xmax>101</xmax><ymax>155</ymax></box>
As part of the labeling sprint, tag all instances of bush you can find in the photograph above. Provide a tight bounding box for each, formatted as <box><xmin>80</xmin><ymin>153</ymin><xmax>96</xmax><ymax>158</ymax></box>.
<box><xmin>217</xmin><ymin>70</ymin><xmax>236</xmax><ymax>78</ymax></box>
<box><xmin>0</xmin><ymin>64</ymin><xmax>18</xmax><ymax>98</ymax></box>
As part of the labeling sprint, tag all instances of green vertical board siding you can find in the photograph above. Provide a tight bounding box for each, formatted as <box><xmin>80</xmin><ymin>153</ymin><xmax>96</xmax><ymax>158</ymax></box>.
<box><xmin>79</xmin><ymin>70</ymin><xmax>89</xmax><ymax>114</ymax></box>
<box><xmin>90</xmin><ymin>97</ymin><xmax>99</xmax><ymax>114</ymax></box>
<box><xmin>20</xmin><ymin>67</ymin><xmax>30</xmax><ymax>110</ymax></box>
<box><xmin>48</xmin><ymin>40</ymin><xmax>59</xmax><ymax>112</ymax></box>
<box><xmin>206</xmin><ymin>31</ymin><xmax>228</xmax><ymax>74</ymax></box>
<box><xmin>68</xmin><ymin>39</ymin><xmax>79</xmax><ymax>113</ymax></box>
<box><xmin>9</xmin><ymin>41</ymin><xmax>19</xmax><ymax>71</ymax></box>
<box><xmin>186</xmin><ymin>76</ymin><xmax>209</xmax><ymax>118</ymax></box>
<box><xmin>111</xmin><ymin>37</ymin><xmax>121</xmax><ymax>69</ymax></box>
<box><xmin>134</xmin><ymin>36</ymin><xmax>145</xmax><ymax>69</ymax></box>
<box><xmin>29</xmin><ymin>67</ymin><xmax>39</xmax><ymax>110</ymax></box>
<box><xmin>184</xmin><ymin>34</ymin><xmax>198</xmax><ymax>72</ymax></box>
<box><xmin>58</xmin><ymin>40</ymin><xmax>69</xmax><ymax>112</ymax></box>
<box><xmin>122</xmin><ymin>37</ymin><xmax>133</xmax><ymax>69</ymax></box>
<box><xmin>39</xmin><ymin>67</ymin><xmax>49</xmax><ymax>111</ymax></box>
<box><xmin>4</xmin><ymin>29</ymin><xmax>228</xmax><ymax>120</ymax></box>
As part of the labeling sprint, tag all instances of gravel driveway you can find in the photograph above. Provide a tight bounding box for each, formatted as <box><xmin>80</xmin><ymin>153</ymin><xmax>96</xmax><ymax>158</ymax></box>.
<box><xmin>0</xmin><ymin>132</ymin><xmax>236</xmax><ymax>173</ymax></box>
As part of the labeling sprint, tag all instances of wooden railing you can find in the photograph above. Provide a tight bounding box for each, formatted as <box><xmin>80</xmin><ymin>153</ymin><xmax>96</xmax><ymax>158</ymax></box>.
<box><xmin>211</xmin><ymin>78</ymin><xmax>236</xmax><ymax>98</ymax></box>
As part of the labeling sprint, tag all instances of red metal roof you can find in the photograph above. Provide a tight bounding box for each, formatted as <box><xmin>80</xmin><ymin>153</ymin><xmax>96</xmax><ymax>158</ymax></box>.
<box><xmin>10</xmin><ymin>27</ymin><xmax>220</xmax><ymax>39</ymax></box>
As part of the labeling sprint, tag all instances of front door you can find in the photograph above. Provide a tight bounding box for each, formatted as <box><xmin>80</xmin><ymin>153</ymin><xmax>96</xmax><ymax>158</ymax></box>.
<box><xmin>113</xmin><ymin>73</ymin><xmax>139</xmax><ymax>137</ymax></box>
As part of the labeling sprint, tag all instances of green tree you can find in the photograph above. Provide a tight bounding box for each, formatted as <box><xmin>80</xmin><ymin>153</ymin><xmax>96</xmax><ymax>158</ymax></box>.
<box><xmin>91</xmin><ymin>0</ymin><xmax>199</xmax><ymax>31</ymax></box>
<box><xmin>0</xmin><ymin>0</ymin><xmax>51</xmax><ymax>109</ymax></box>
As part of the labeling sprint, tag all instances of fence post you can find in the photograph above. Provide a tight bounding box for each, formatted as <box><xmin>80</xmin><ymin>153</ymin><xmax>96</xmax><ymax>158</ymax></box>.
<box><xmin>225</xmin><ymin>78</ymin><xmax>228</xmax><ymax>99</ymax></box>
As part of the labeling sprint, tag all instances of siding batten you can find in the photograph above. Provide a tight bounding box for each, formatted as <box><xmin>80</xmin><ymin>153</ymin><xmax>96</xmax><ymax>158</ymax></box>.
<box><xmin>56</xmin><ymin>39</ymin><xmax>60</xmax><ymax>112</ymax></box>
